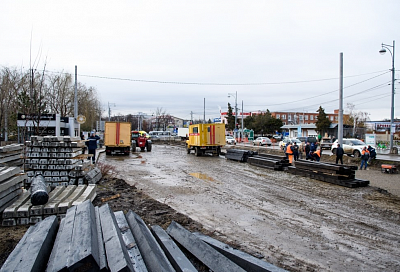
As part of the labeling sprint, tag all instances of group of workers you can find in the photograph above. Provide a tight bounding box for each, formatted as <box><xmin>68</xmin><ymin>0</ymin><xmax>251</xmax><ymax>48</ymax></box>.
<box><xmin>284</xmin><ymin>141</ymin><xmax>377</xmax><ymax>169</ymax></box>
<box><xmin>284</xmin><ymin>141</ymin><xmax>321</xmax><ymax>163</ymax></box>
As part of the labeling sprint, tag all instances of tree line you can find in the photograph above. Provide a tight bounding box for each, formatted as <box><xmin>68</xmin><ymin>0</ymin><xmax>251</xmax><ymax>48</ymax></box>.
<box><xmin>0</xmin><ymin>66</ymin><xmax>101</xmax><ymax>141</ymax></box>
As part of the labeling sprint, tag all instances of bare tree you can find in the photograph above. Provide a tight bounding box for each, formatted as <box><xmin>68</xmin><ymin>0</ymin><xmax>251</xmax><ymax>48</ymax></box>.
<box><xmin>345</xmin><ymin>103</ymin><xmax>370</xmax><ymax>137</ymax></box>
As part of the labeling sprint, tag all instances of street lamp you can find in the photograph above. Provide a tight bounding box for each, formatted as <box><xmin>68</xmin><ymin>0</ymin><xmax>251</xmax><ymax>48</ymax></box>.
<box><xmin>108</xmin><ymin>102</ymin><xmax>116</xmax><ymax>121</ymax></box>
<box><xmin>379</xmin><ymin>40</ymin><xmax>395</xmax><ymax>152</ymax></box>
<box><xmin>228</xmin><ymin>91</ymin><xmax>238</xmax><ymax>139</ymax></box>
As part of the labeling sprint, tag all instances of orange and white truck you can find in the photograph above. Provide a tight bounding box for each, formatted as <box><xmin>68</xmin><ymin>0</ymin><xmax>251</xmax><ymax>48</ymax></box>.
<box><xmin>104</xmin><ymin>121</ymin><xmax>131</xmax><ymax>155</ymax></box>
<box><xmin>186</xmin><ymin>123</ymin><xmax>225</xmax><ymax>156</ymax></box>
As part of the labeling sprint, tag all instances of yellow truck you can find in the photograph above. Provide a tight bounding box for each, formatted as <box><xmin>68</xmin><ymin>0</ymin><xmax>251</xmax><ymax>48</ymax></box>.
<box><xmin>104</xmin><ymin>121</ymin><xmax>132</xmax><ymax>155</ymax></box>
<box><xmin>186</xmin><ymin>123</ymin><xmax>225</xmax><ymax>156</ymax></box>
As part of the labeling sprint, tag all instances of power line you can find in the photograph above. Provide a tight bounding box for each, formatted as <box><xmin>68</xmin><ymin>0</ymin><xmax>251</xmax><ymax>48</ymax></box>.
<box><xmin>38</xmin><ymin>68</ymin><xmax>390</xmax><ymax>86</ymax></box>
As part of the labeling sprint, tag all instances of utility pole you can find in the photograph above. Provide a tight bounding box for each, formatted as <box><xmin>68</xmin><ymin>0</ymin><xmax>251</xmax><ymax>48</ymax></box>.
<box><xmin>74</xmin><ymin>65</ymin><xmax>78</xmax><ymax>119</ymax></box>
<box><xmin>108</xmin><ymin>102</ymin><xmax>116</xmax><ymax>121</ymax></box>
<box><xmin>241</xmin><ymin>100</ymin><xmax>244</xmax><ymax>142</ymax></box>
<box><xmin>338</xmin><ymin>52</ymin><xmax>343</xmax><ymax>146</ymax></box>
<box><xmin>203</xmin><ymin>98</ymin><xmax>206</xmax><ymax>124</ymax></box>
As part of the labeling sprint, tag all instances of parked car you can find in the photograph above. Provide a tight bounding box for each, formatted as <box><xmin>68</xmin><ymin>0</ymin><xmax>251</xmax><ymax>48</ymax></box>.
<box><xmin>279</xmin><ymin>138</ymin><xmax>303</xmax><ymax>150</ymax></box>
<box><xmin>298</xmin><ymin>136</ymin><xmax>317</xmax><ymax>144</ymax></box>
<box><xmin>331</xmin><ymin>138</ymin><xmax>371</xmax><ymax>157</ymax></box>
<box><xmin>253</xmin><ymin>137</ymin><xmax>272</xmax><ymax>146</ymax></box>
<box><xmin>320</xmin><ymin>137</ymin><xmax>333</xmax><ymax>150</ymax></box>
<box><xmin>272</xmin><ymin>135</ymin><xmax>283</xmax><ymax>141</ymax></box>
<box><xmin>226</xmin><ymin>136</ymin><xmax>236</xmax><ymax>145</ymax></box>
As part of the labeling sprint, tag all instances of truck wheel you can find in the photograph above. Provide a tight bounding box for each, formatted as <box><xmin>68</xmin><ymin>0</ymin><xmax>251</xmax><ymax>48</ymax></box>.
<box><xmin>331</xmin><ymin>148</ymin><xmax>337</xmax><ymax>155</ymax></box>
<box><xmin>147</xmin><ymin>142</ymin><xmax>152</xmax><ymax>152</ymax></box>
<box><xmin>216</xmin><ymin>147</ymin><xmax>221</xmax><ymax>156</ymax></box>
<box><xmin>187</xmin><ymin>148</ymin><xmax>191</xmax><ymax>154</ymax></box>
<box><xmin>195</xmin><ymin>147</ymin><xmax>201</xmax><ymax>156</ymax></box>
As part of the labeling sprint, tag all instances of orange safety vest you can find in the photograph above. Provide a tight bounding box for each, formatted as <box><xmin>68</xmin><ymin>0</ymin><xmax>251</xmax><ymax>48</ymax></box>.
<box><xmin>315</xmin><ymin>150</ymin><xmax>321</xmax><ymax>157</ymax></box>
<box><xmin>361</xmin><ymin>150</ymin><xmax>369</xmax><ymax>155</ymax></box>
<box><xmin>286</xmin><ymin>144</ymin><xmax>293</xmax><ymax>154</ymax></box>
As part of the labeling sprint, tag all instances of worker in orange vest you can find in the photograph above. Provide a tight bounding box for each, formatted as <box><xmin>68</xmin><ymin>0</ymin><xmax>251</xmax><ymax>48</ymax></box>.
<box><xmin>314</xmin><ymin>149</ymin><xmax>321</xmax><ymax>162</ymax></box>
<box><xmin>360</xmin><ymin>147</ymin><xmax>370</xmax><ymax>170</ymax></box>
<box><xmin>285</xmin><ymin>142</ymin><xmax>294</xmax><ymax>164</ymax></box>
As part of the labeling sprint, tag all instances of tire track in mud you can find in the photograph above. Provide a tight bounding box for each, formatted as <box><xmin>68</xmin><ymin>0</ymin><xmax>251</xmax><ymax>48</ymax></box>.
<box><xmin>100</xmin><ymin>144</ymin><xmax>400</xmax><ymax>272</ymax></box>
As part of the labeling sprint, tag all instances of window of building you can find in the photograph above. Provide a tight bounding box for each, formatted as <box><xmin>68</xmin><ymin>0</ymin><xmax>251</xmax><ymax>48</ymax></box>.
<box><xmin>330</xmin><ymin>116</ymin><xmax>334</xmax><ymax>121</ymax></box>
<box><xmin>335</xmin><ymin>116</ymin><xmax>338</xmax><ymax>121</ymax></box>
<box><xmin>305</xmin><ymin>115</ymin><xmax>308</xmax><ymax>121</ymax></box>
<box><xmin>310</xmin><ymin>115</ymin><xmax>314</xmax><ymax>121</ymax></box>
<box><xmin>282</xmin><ymin>115</ymin><xmax>286</xmax><ymax>120</ymax></box>
<box><xmin>276</xmin><ymin>114</ymin><xmax>280</xmax><ymax>119</ymax></box>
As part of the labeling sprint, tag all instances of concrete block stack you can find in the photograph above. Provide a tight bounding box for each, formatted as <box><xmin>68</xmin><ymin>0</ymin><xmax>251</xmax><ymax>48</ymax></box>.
<box><xmin>2</xmin><ymin>184</ymin><xmax>97</xmax><ymax>226</ymax></box>
<box><xmin>24</xmin><ymin>136</ymin><xmax>95</xmax><ymax>188</ymax></box>
<box><xmin>0</xmin><ymin>166</ymin><xmax>27</xmax><ymax>214</ymax></box>
<box><xmin>3</xmin><ymin>200</ymin><xmax>286</xmax><ymax>271</ymax></box>
<box><xmin>0</xmin><ymin>143</ymin><xmax>24</xmax><ymax>167</ymax></box>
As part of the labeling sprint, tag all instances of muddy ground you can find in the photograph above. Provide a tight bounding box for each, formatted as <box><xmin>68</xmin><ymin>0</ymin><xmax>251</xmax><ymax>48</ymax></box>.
<box><xmin>100</xmin><ymin>144</ymin><xmax>400</xmax><ymax>271</ymax></box>
<box><xmin>1</xmin><ymin>143</ymin><xmax>400</xmax><ymax>271</ymax></box>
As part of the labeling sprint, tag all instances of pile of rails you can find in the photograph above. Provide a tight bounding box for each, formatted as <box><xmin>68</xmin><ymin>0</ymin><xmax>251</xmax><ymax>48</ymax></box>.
<box><xmin>24</xmin><ymin>136</ymin><xmax>94</xmax><ymax>188</ymax></box>
<box><xmin>2</xmin><ymin>184</ymin><xmax>97</xmax><ymax>226</ymax></box>
<box><xmin>2</xmin><ymin>200</ymin><xmax>286</xmax><ymax>272</ymax></box>
<box><xmin>0</xmin><ymin>144</ymin><xmax>24</xmax><ymax>167</ymax></box>
<box><xmin>288</xmin><ymin>160</ymin><xmax>369</xmax><ymax>188</ymax></box>
<box><xmin>225</xmin><ymin>149</ymin><xmax>258</xmax><ymax>162</ymax></box>
<box><xmin>248</xmin><ymin>153</ymin><xmax>291</xmax><ymax>171</ymax></box>
<box><xmin>0</xmin><ymin>166</ymin><xmax>27</xmax><ymax>214</ymax></box>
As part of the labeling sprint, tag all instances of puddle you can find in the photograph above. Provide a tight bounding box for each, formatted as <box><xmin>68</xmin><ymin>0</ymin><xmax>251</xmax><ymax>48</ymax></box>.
<box><xmin>189</xmin><ymin>172</ymin><xmax>218</xmax><ymax>182</ymax></box>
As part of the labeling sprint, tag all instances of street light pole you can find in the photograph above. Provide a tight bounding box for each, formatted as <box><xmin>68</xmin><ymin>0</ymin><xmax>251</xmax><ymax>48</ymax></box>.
<box><xmin>228</xmin><ymin>91</ymin><xmax>238</xmax><ymax>139</ymax></box>
<box><xmin>108</xmin><ymin>102</ymin><xmax>116</xmax><ymax>121</ymax></box>
<box><xmin>379</xmin><ymin>40</ymin><xmax>396</xmax><ymax>152</ymax></box>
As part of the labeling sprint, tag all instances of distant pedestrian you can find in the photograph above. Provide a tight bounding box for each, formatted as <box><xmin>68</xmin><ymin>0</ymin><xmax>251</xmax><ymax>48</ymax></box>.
<box><xmin>360</xmin><ymin>146</ymin><xmax>370</xmax><ymax>170</ymax></box>
<box><xmin>335</xmin><ymin>144</ymin><xmax>344</xmax><ymax>164</ymax></box>
<box><xmin>310</xmin><ymin>142</ymin><xmax>316</xmax><ymax>152</ymax></box>
<box><xmin>305</xmin><ymin>142</ymin><xmax>311</xmax><ymax>160</ymax></box>
<box><xmin>292</xmin><ymin>142</ymin><xmax>299</xmax><ymax>161</ymax></box>
<box><xmin>367</xmin><ymin>145</ymin><xmax>376</xmax><ymax>164</ymax></box>
<box><xmin>86</xmin><ymin>132</ymin><xmax>100</xmax><ymax>163</ymax></box>
<box><xmin>80</xmin><ymin>132</ymin><xmax>86</xmax><ymax>154</ymax></box>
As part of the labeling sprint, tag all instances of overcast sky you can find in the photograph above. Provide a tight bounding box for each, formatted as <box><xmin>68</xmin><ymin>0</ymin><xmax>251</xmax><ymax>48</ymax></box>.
<box><xmin>2</xmin><ymin>1</ymin><xmax>399</xmax><ymax>122</ymax></box>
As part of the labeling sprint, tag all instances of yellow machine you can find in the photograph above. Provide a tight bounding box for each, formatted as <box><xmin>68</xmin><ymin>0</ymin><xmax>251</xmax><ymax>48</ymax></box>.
<box><xmin>186</xmin><ymin>123</ymin><xmax>225</xmax><ymax>156</ymax></box>
<box><xmin>104</xmin><ymin>121</ymin><xmax>132</xmax><ymax>155</ymax></box>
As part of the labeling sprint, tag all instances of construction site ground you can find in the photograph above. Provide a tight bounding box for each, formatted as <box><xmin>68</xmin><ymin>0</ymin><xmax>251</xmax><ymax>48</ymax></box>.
<box><xmin>1</xmin><ymin>143</ymin><xmax>400</xmax><ymax>271</ymax></box>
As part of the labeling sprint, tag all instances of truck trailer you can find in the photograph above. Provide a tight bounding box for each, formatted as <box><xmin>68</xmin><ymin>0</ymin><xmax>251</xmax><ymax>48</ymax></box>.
<box><xmin>104</xmin><ymin>121</ymin><xmax>131</xmax><ymax>155</ymax></box>
<box><xmin>186</xmin><ymin>123</ymin><xmax>225</xmax><ymax>156</ymax></box>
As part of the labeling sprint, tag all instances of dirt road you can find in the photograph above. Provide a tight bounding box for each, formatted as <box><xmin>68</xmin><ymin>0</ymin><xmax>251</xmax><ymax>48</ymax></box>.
<box><xmin>99</xmin><ymin>144</ymin><xmax>400</xmax><ymax>272</ymax></box>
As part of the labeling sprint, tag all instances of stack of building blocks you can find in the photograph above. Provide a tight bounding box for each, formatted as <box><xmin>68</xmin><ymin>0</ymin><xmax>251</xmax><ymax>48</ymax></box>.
<box><xmin>0</xmin><ymin>166</ymin><xmax>27</xmax><ymax>214</ymax></box>
<box><xmin>0</xmin><ymin>144</ymin><xmax>24</xmax><ymax>167</ymax></box>
<box><xmin>24</xmin><ymin>136</ymin><xmax>94</xmax><ymax>188</ymax></box>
